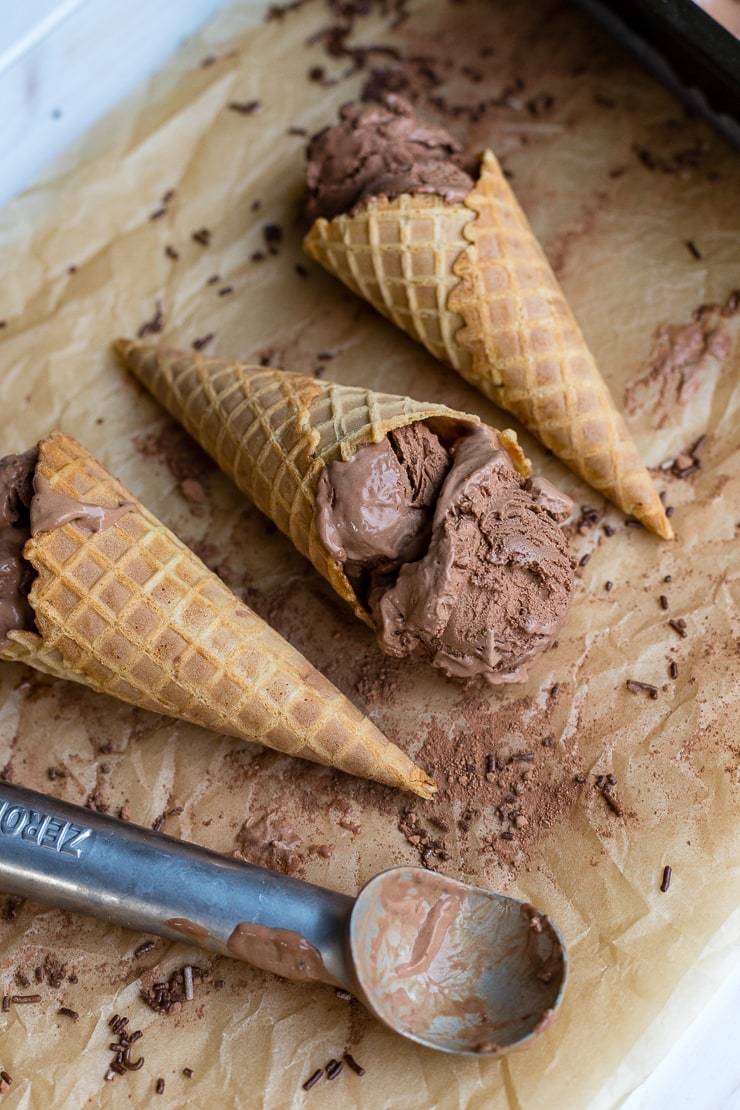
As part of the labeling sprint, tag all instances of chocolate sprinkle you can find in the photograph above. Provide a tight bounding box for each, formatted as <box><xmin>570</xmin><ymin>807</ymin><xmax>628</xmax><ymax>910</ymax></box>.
<box><xmin>659</xmin><ymin>595</ymin><xmax>669</xmax><ymax>610</ymax></box>
<box><xmin>192</xmin><ymin>227</ymin><xmax>212</xmax><ymax>247</ymax></box>
<box><xmin>303</xmin><ymin>1069</ymin><xmax>323</xmax><ymax>1091</ymax></box>
<box><xmin>192</xmin><ymin>333</ymin><xmax>215</xmax><ymax>351</ymax></box>
<box><xmin>137</xmin><ymin>300</ymin><xmax>164</xmax><ymax>338</ymax></box>
<box><xmin>164</xmin><ymin>245</ymin><xmax>179</xmax><ymax>261</ymax></box>
<box><xmin>605</xmin><ymin>581</ymin><xmax>614</xmax><ymax>591</ymax></box>
<box><xmin>579</xmin><ymin>553</ymin><xmax>591</xmax><ymax>567</ymax></box>
<box><xmin>343</xmin><ymin>1053</ymin><xmax>365</xmax><ymax>1076</ymax></box>
<box><xmin>685</xmin><ymin>240</ymin><xmax>702</xmax><ymax>260</ymax></box>
<box><xmin>670</xmin><ymin>661</ymin><xmax>679</xmax><ymax>679</ymax></box>
<box><xmin>155</xmin><ymin>1078</ymin><xmax>165</xmax><ymax>1094</ymax></box>
<box><xmin>228</xmin><ymin>100</ymin><xmax>261</xmax><ymax>114</ymax></box>
<box><xmin>626</xmin><ymin>679</ymin><xmax>658</xmax><ymax>700</ymax></box>
<box><xmin>134</xmin><ymin>941</ymin><xmax>156</xmax><ymax>958</ymax></box>
<box><xmin>10</xmin><ymin>994</ymin><xmax>42</xmax><ymax>1004</ymax></box>
<box><xmin>660</xmin><ymin>865</ymin><xmax>672</xmax><ymax>892</ymax></box>
<box><xmin>0</xmin><ymin>1071</ymin><xmax>11</xmax><ymax>1086</ymax></box>
<box><xmin>668</xmin><ymin>619</ymin><xmax>688</xmax><ymax>638</ymax></box>
<box><xmin>326</xmin><ymin>1059</ymin><xmax>344</xmax><ymax>1080</ymax></box>
<box><xmin>183</xmin><ymin>1068</ymin><xmax>193</xmax><ymax>1078</ymax></box>
<box><xmin>58</xmin><ymin>1007</ymin><xmax>79</xmax><ymax>1020</ymax></box>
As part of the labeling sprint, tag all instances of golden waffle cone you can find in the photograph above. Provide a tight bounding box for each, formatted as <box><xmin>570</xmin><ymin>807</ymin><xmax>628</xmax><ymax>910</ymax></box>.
<box><xmin>303</xmin><ymin>150</ymin><xmax>673</xmax><ymax>540</ymax></box>
<box><xmin>0</xmin><ymin>431</ymin><xmax>435</xmax><ymax>797</ymax></box>
<box><xmin>114</xmin><ymin>339</ymin><xmax>531</xmax><ymax>628</ymax></box>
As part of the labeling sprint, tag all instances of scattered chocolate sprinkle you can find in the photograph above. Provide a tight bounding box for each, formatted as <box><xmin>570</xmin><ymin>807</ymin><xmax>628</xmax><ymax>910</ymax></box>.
<box><xmin>67</xmin><ymin>264</ymin><xmax>77</xmax><ymax>274</ymax></box>
<box><xmin>343</xmin><ymin>1053</ymin><xmax>365</xmax><ymax>1076</ymax></box>
<box><xmin>164</xmin><ymin>245</ymin><xmax>179</xmax><ymax>261</ymax></box>
<box><xmin>303</xmin><ymin>1069</ymin><xmax>323</xmax><ymax>1091</ymax></box>
<box><xmin>1</xmin><ymin>996</ymin><xmax>9</xmax><ymax>1013</ymax></box>
<box><xmin>664</xmin><ymin>575</ymin><xmax>672</xmax><ymax>583</ymax></box>
<box><xmin>155</xmin><ymin>1078</ymin><xmax>165</xmax><ymax>1094</ymax></box>
<box><xmin>335</xmin><ymin>989</ymin><xmax>352</xmax><ymax>1001</ymax></box>
<box><xmin>0</xmin><ymin>1072</ymin><xmax>12</xmax><ymax>1086</ymax></box>
<box><xmin>137</xmin><ymin>299</ymin><xmax>164</xmax><ymax>338</ymax></box>
<box><xmin>295</xmin><ymin>263</ymin><xmax>309</xmax><ymax>278</ymax></box>
<box><xmin>626</xmin><ymin>679</ymin><xmax>658</xmax><ymax>700</ymax></box>
<box><xmin>192</xmin><ymin>227</ymin><xmax>212</xmax><ymax>247</ymax></box>
<box><xmin>192</xmin><ymin>333</ymin><xmax>215</xmax><ymax>351</ymax></box>
<box><xmin>309</xmin><ymin>65</ymin><xmax>326</xmax><ymax>82</ymax></box>
<box><xmin>134</xmin><ymin>941</ymin><xmax>156</xmax><ymax>958</ymax></box>
<box><xmin>162</xmin><ymin>189</ymin><xmax>175</xmax><ymax>204</ymax></box>
<box><xmin>578</xmin><ymin>553</ymin><xmax>591</xmax><ymax>567</ymax></box>
<box><xmin>58</xmin><ymin>1007</ymin><xmax>79</xmax><ymax>1020</ymax></box>
<box><xmin>218</xmin><ymin>285</ymin><xmax>234</xmax><ymax>296</ymax></box>
<box><xmin>206</xmin><ymin>274</ymin><xmax>220</xmax><ymax>285</ymax></box>
<box><xmin>183</xmin><ymin>1068</ymin><xmax>193</xmax><ymax>1078</ymax></box>
<box><xmin>288</xmin><ymin>126</ymin><xmax>308</xmax><ymax>136</ymax></box>
<box><xmin>251</xmin><ymin>251</ymin><xmax>266</xmax><ymax>262</ymax></box>
<box><xmin>603</xmin><ymin>523</ymin><xmax>615</xmax><ymax>537</ymax></box>
<box><xmin>551</xmin><ymin>683</ymin><xmax>560</xmax><ymax>697</ymax></box>
<box><xmin>659</xmin><ymin>594</ymin><xmax>669</xmax><ymax>610</ymax></box>
<box><xmin>326</xmin><ymin>1059</ymin><xmax>344</xmax><ymax>1080</ymax></box>
<box><xmin>666</xmin><ymin>506</ymin><xmax>674</xmax><ymax>517</ymax></box>
<box><xmin>670</xmin><ymin>661</ymin><xmax>679</xmax><ymax>679</ymax></box>
<box><xmin>263</xmin><ymin>224</ymin><xmax>283</xmax><ymax>254</ymax></box>
<box><xmin>660</xmin><ymin>865</ymin><xmax>672</xmax><ymax>892</ymax></box>
<box><xmin>111</xmin><ymin>1061</ymin><xmax>127</xmax><ymax>1076</ymax></box>
<box><xmin>10</xmin><ymin>994</ymin><xmax>41</xmax><ymax>1004</ymax></box>
<box><xmin>685</xmin><ymin>240</ymin><xmax>702</xmax><ymax>260</ymax></box>
<box><xmin>600</xmin><ymin>785</ymin><xmax>623</xmax><ymax>817</ymax></box>
<box><xmin>149</xmin><ymin>207</ymin><xmax>167</xmax><ymax>221</ymax></box>
<box><xmin>201</xmin><ymin>55</ymin><xmax>216</xmax><ymax>67</ymax></box>
<box><xmin>141</xmin><ymin>965</ymin><xmax>212</xmax><ymax>1012</ymax></box>
<box><xmin>229</xmin><ymin>100</ymin><xmax>261</xmax><ymax>114</ymax></box>
<box><xmin>0</xmin><ymin>321</ymin><xmax>5</xmax><ymax>329</ymax></box>
<box><xmin>605</xmin><ymin>581</ymin><xmax>614</xmax><ymax>591</ymax></box>
<box><xmin>668</xmin><ymin>619</ymin><xmax>688</xmax><ymax>639</ymax></box>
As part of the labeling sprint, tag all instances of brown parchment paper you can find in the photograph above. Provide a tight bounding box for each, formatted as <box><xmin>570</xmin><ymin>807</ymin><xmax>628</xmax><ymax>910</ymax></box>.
<box><xmin>0</xmin><ymin>1</ymin><xmax>738</xmax><ymax>1107</ymax></box>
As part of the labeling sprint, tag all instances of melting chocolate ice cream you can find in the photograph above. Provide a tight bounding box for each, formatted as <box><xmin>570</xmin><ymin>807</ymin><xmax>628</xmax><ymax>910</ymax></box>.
<box><xmin>305</xmin><ymin>95</ymin><xmax>475</xmax><ymax>221</ymax></box>
<box><xmin>316</xmin><ymin>422</ymin><xmax>574</xmax><ymax>685</ymax></box>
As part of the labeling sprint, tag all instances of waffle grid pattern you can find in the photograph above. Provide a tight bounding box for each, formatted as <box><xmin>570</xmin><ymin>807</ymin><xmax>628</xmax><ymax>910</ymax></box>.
<box><xmin>449</xmin><ymin>152</ymin><xmax>671</xmax><ymax>538</ymax></box>
<box><xmin>303</xmin><ymin>154</ymin><xmax>670</xmax><ymax>539</ymax></box>
<box><xmin>1</xmin><ymin>432</ymin><xmax>434</xmax><ymax>795</ymax></box>
<box><xmin>305</xmin><ymin>194</ymin><xmax>475</xmax><ymax>372</ymax></box>
<box><xmin>117</xmin><ymin>342</ymin><xmax>493</xmax><ymax>625</ymax></box>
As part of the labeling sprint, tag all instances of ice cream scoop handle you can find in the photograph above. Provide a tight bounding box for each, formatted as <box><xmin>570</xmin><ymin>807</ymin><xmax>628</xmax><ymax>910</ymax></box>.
<box><xmin>0</xmin><ymin>782</ymin><xmax>356</xmax><ymax>989</ymax></box>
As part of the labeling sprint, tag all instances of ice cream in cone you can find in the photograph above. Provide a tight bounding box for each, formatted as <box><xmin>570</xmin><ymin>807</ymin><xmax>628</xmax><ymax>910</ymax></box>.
<box><xmin>115</xmin><ymin>340</ymin><xmax>576</xmax><ymax>688</ymax></box>
<box><xmin>302</xmin><ymin>96</ymin><xmax>672</xmax><ymax>541</ymax></box>
<box><xmin>0</xmin><ymin>431</ymin><xmax>436</xmax><ymax>797</ymax></box>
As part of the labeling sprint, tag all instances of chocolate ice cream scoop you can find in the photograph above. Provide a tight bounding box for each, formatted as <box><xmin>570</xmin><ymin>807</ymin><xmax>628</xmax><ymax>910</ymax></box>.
<box><xmin>316</xmin><ymin>421</ymin><xmax>574</xmax><ymax>684</ymax></box>
<box><xmin>305</xmin><ymin>94</ymin><xmax>475</xmax><ymax>220</ymax></box>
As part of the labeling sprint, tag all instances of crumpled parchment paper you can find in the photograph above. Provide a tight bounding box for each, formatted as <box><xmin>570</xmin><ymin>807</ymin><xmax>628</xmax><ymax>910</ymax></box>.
<box><xmin>0</xmin><ymin>1</ymin><xmax>738</xmax><ymax>1107</ymax></box>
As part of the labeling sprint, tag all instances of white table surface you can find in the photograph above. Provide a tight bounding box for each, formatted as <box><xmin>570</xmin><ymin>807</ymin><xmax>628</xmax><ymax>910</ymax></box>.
<box><xmin>1</xmin><ymin>3</ymin><xmax>739</xmax><ymax>1107</ymax></box>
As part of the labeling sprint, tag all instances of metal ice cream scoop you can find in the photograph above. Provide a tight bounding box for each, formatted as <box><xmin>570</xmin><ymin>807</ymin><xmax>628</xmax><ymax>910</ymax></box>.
<box><xmin>0</xmin><ymin>782</ymin><xmax>566</xmax><ymax>1057</ymax></box>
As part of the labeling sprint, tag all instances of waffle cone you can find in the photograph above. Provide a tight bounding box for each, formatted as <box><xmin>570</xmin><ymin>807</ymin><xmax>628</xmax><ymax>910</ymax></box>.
<box><xmin>303</xmin><ymin>151</ymin><xmax>672</xmax><ymax>540</ymax></box>
<box><xmin>114</xmin><ymin>339</ymin><xmax>531</xmax><ymax>627</ymax></box>
<box><xmin>0</xmin><ymin>431</ymin><xmax>435</xmax><ymax>797</ymax></box>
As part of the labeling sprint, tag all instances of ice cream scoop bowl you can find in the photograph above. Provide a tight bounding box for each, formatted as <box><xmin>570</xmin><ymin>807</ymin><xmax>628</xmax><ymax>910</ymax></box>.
<box><xmin>0</xmin><ymin>782</ymin><xmax>566</xmax><ymax>1057</ymax></box>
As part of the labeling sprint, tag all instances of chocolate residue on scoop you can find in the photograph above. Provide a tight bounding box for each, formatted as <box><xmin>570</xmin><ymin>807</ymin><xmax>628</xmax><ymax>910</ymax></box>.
<box><xmin>305</xmin><ymin>94</ymin><xmax>475</xmax><ymax>221</ymax></box>
<box><xmin>0</xmin><ymin>449</ymin><xmax>39</xmax><ymax>646</ymax></box>
<box><xmin>316</xmin><ymin>421</ymin><xmax>574</xmax><ymax>685</ymax></box>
